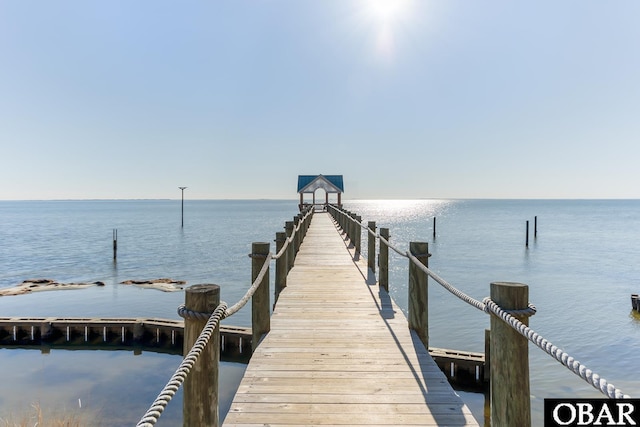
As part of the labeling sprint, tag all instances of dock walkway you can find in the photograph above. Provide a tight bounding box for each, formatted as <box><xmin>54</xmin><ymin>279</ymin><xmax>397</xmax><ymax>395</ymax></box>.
<box><xmin>223</xmin><ymin>212</ymin><xmax>479</xmax><ymax>426</ymax></box>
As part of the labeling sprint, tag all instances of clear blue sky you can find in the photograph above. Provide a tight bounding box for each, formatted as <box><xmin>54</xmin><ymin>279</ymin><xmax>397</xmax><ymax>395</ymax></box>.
<box><xmin>2</xmin><ymin>1</ymin><xmax>639</xmax><ymax>200</ymax></box>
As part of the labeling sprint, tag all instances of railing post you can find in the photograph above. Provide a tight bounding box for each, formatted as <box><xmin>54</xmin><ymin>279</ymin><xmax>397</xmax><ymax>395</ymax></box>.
<box><xmin>345</xmin><ymin>210</ymin><xmax>350</xmax><ymax>234</ymax></box>
<box><xmin>408</xmin><ymin>242</ymin><xmax>430</xmax><ymax>349</ymax></box>
<box><xmin>183</xmin><ymin>284</ymin><xmax>220</xmax><ymax>427</ymax></box>
<box><xmin>285</xmin><ymin>221</ymin><xmax>294</xmax><ymax>270</ymax></box>
<box><xmin>490</xmin><ymin>282</ymin><xmax>531</xmax><ymax>427</ymax></box>
<box><xmin>293</xmin><ymin>215</ymin><xmax>301</xmax><ymax>255</ymax></box>
<box><xmin>251</xmin><ymin>242</ymin><xmax>270</xmax><ymax>352</ymax></box>
<box><xmin>338</xmin><ymin>208</ymin><xmax>345</xmax><ymax>233</ymax></box>
<box><xmin>274</xmin><ymin>232</ymin><xmax>287</xmax><ymax>307</ymax></box>
<box><xmin>379</xmin><ymin>228</ymin><xmax>389</xmax><ymax>292</ymax></box>
<box><xmin>367</xmin><ymin>221</ymin><xmax>376</xmax><ymax>272</ymax></box>
<box><xmin>341</xmin><ymin>209</ymin><xmax>348</xmax><ymax>235</ymax></box>
<box><xmin>349</xmin><ymin>212</ymin><xmax>357</xmax><ymax>246</ymax></box>
<box><xmin>354</xmin><ymin>215</ymin><xmax>362</xmax><ymax>254</ymax></box>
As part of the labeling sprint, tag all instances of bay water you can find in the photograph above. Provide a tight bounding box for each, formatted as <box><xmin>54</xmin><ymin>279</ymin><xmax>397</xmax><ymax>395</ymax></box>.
<box><xmin>0</xmin><ymin>199</ymin><xmax>638</xmax><ymax>426</ymax></box>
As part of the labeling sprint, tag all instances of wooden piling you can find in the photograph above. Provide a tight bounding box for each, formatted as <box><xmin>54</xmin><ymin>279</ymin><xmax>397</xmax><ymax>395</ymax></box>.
<box><xmin>183</xmin><ymin>284</ymin><xmax>220</xmax><ymax>427</ymax></box>
<box><xmin>534</xmin><ymin>216</ymin><xmax>538</xmax><ymax>238</ymax></box>
<box><xmin>354</xmin><ymin>215</ymin><xmax>362</xmax><ymax>255</ymax></box>
<box><xmin>379</xmin><ymin>228</ymin><xmax>390</xmax><ymax>292</ymax></box>
<box><xmin>525</xmin><ymin>221</ymin><xmax>529</xmax><ymax>247</ymax></box>
<box><xmin>293</xmin><ymin>216</ymin><xmax>301</xmax><ymax>256</ymax></box>
<box><xmin>433</xmin><ymin>217</ymin><xmax>436</xmax><ymax>239</ymax></box>
<box><xmin>113</xmin><ymin>229</ymin><xmax>117</xmax><ymax>260</ymax></box>
<box><xmin>489</xmin><ymin>282</ymin><xmax>531</xmax><ymax>427</ymax></box>
<box><xmin>274</xmin><ymin>232</ymin><xmax>287</xmax><ymax>306</ymax></box>
<box><xmin>251</xmin><ymin>242</ymin><xmax>270</xmax><ymax>351</ymax></box>
<box><xmin>348</xmin><ymin>212</ymin><xmax>356</xmax><ymax>247</ymax></box>
<box><xmin>367</xmin><ymin>221</ymin><xmax>376</xmax><ymax>272</ymax></box>
<box><xmin>484</xmin><ymin>329</ymin><xmax>491</xmax><ymax>383</ymax></box>
<box><xmin>408</xmin><ymin>242</ymin><xmax>430</xmax><ymax>349</ymax></box>
<box><xmin>632</xmin><ymin>294</ymin><xmax>639</xmax><ymax>312</ymax></box>
<box><xmin>285</xmin><ymin>221</ymin><xmax>294</xmax><ymax>270</ymax></box>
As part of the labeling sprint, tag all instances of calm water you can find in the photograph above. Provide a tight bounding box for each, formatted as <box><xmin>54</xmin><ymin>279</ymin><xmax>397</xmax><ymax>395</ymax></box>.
<box><xmin>1</xmin><ymin>199</ymin><xmax>639</xmax><ymax>426</ymax></box>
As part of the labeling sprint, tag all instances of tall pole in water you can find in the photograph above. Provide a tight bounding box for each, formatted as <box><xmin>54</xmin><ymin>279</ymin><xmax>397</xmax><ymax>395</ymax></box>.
<box><xmin>179</xmin><ymin>187</ymin><xmax>187</xmax><ymax>227</ymax></box>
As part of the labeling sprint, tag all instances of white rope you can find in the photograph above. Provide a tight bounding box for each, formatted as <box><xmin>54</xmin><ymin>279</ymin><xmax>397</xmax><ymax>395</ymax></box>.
<box><xmin>272</xmin><ymin>208</ymin><xmax>313</xmax><ymax>260</ymax></box>
<box><xmin>408</xmin><ymin>253</ymin><xmax>487</xmax><ymax>311</ymax></box>
<box><xmin>226</xmin><ymin>252</ymin><xmax>272</xmax><ymax>317</ymax></box>
<box><xmin>482</xmin><ymin>297</ymin><xmax>629</xmax><ymax>399</ymax></box>
<box><xmin>136</xmin><ymin>302</ymin><xmax>228</xmax><ymax>427</ymax></box>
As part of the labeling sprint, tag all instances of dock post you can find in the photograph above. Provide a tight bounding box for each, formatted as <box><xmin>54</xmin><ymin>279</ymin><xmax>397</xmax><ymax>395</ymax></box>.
<box><xmin>183</xmin><ymin>284</ymin><xmax>220</xmax><ymax>427</ymax></box>
<box><xmin>341</xmin><ymin>209</ymin><xmax>349</xmax><ymax>236</ymax></box>
<box><xmin>354</xmin><ymin>215</ymin><xmax>362</xmax><ymax>255</ymax></box>
<box><xmin>274</xmin><ymin>232</ymin><xmax>287</xmax><ymax>306</ymax></box>
<box><xmin>526</xmin><ymin>221</ymin><xmax>529</xmax><ymax>247</ymax></box>
<box><xmin>408</xmin><ymin>242</ymin><xmax>430</xmax><ymax>349</ymax></box>
<box><xmin>489</xmin><ymin>282</ymin><xmax>531</xmax><ymax>427</ymax></box>
<box><xmin>293</xmin><ymin>215</ymin><xmax>301</xmax><ymax>256</ymax></box>
<box><xmin>379</xmin><ymin>228</ymin><xmax>390</xmax><ymax>292</ymax></box>
<box><xmin>367</xmin><ymin>221</ymin><xmax>376</xmax><ymax>273</ymax></box>
<box><xmin>285</xmin><ymin>221</ymin><xmax>294</xmax><ymax>270</ymax></box>
<box><xmin>251</xmin><ymin>242</ymin><xmax>271</xmax><ymax>351</ymax></box>
<box><xmin>484</xmin><ymin>329</ymin><xmax>491</xmax><ymax>383</ymax></box>
<box><xmin>347</xmin><ymin>212</ymin><xmax>355</xmax><ymax>245</ymax></box>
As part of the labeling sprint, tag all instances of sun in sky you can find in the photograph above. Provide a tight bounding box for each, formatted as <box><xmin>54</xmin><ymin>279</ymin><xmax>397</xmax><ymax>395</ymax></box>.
<box><xmin>358</xmin><ymin>0</ymin><xmax>415</xmax><ymax>60</ymax></box>
<box><xmin>366</xmin><ymin>0</ymin><xmax>411</xmax><ymax>24</ymax></box>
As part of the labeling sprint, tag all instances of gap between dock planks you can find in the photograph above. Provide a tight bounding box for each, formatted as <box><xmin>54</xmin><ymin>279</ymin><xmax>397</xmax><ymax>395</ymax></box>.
<box><xmin>223</xmin><ymin>212</ymin><xmax>479</xmax><ymax>427</ymax></box>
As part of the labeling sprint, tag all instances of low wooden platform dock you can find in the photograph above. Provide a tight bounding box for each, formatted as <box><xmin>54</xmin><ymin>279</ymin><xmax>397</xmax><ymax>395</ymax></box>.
<box><xmin>223</xmin><ymin>212</ymin><xmax>479</xmax><ymax>426</ymax></box>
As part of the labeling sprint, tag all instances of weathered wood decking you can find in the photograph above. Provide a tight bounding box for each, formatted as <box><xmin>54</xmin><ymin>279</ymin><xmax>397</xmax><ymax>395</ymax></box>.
<box><xmin>223</xmin><ymin>212</ymin><xmax>479</xmax><ymax>426</ymax></box>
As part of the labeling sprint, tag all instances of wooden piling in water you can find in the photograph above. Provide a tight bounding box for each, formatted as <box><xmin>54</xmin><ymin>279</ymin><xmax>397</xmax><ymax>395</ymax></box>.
<box><xmin>113</xmin><ymin>229</ymin><xmax>117</xmax><ymax>260</ymax></box>
<box><xmin>632</xmin><ymin>294</ymin><xmax>639</xmax><ymax>312</ymax></box>
<box><xmin>409</xmin><ymin>242</ymin><xmax>430</xmax><ymax>349</ymax></box>
<box><xmin>534</xmin><ymin>216</ymin><xmax>538</xmax><ymax>238</ymax></box>
<box><xmin>379</xmin><ymin>228</ymin><xmax>390</xmax><ymax>292</ymax></box>
<box><xmin>490</xmin><ymin>282</ymin><xmax>531</xmax><ymax>427</ymax></box>
<box><xmin>367</xmin><ymin>221</ymin><xmax>376</xmax><ymax>272</ymax></box>
<box><xmin>183</xmin><ymin>284</ymin><xmax>220</xmax><ymax>427</ymax></box>
<box><xmin>525</xmin><ymin>221</ymin><xmax>529</xmax><ymax>247</ymax></box>
<box><xmin>251</xmin><ymin>242</ymin><xmax>270</xmax><ymax>351</ymax></box>
<box><xmin>433</xmin><ymin>217</ymin><xmax>436</xmax><ymax>239</ymax></box>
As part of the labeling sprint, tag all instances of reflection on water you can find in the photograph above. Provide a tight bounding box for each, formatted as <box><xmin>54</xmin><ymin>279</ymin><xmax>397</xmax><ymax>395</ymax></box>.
<box><xmin>0</xmin><ymin>348</ymin><xmax>246</xmax><ymax>426</ymax></box>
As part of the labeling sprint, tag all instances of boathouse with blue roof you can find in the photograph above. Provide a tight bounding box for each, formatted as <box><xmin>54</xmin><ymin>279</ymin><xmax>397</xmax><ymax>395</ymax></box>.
<box><xmin>297</xmin><ymin>174</ymin><xmax>344</xmax><ymax>211</ymax></box>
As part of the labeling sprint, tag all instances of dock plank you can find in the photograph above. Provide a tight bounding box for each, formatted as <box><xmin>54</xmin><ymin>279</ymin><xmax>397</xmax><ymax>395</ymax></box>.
<box><xmin>223</xmin><ymin>212</ymin><xmax>479</xmax><ymax>426</ymax></box>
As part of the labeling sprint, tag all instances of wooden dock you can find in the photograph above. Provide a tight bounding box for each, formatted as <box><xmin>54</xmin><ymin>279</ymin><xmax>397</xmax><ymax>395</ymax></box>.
<box><xmin>223</xmin><ymin>212</ymin><xmax>479</xmax><ymax>426</ymax></box>
<box><xmin>0</xmin><ymin>317</ymin><xmax>252</xmax><ymax>359</ymax></box>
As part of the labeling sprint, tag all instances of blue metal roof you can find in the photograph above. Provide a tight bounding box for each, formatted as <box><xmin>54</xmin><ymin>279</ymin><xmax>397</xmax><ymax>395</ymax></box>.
<box><xmin>297</xmin><ymin>175</ymin><xmax>344</xmax><ymax>193</ymax></box>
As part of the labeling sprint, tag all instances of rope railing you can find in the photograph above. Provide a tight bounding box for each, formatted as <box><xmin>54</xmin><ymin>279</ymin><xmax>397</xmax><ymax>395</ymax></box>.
<box><xmin>136</xmin><ymin>302</ymin><xmax>228</xmax><ymax>427</ymax></box>
<box><xmin>327</xmin><ymin>204</ymin><xmax>630</xmax><ymax>400</ymax></box>
<box><xmin>273</xmin><ymin>207</ymin><xmax>313</xmax><ymax>260</ymax></box>
<box><xmin>136</xmin><ymin>206</ymin><xmax>314</xmax><ymax>426</ymax></box>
